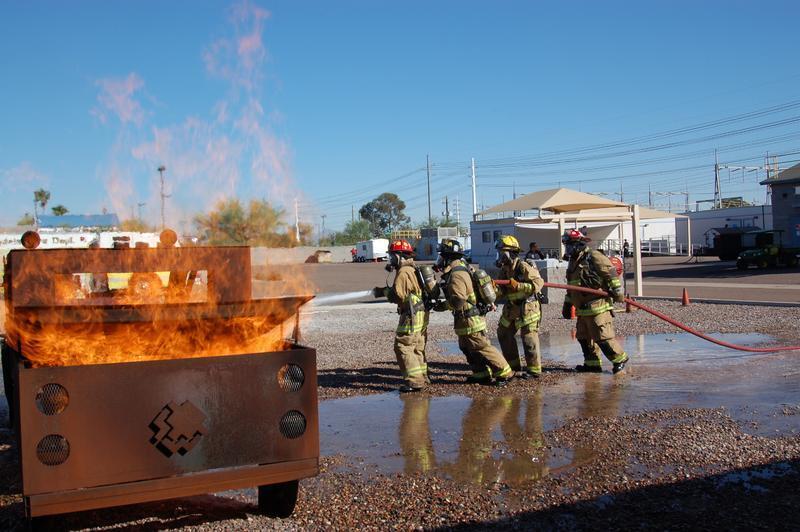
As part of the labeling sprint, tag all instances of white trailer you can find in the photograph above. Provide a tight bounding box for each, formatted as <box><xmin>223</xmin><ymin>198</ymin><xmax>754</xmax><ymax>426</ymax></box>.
<box><xmin>354</xmin><ymin>238</ymin><xmax>389</xmax><ymax>262</ymax></box>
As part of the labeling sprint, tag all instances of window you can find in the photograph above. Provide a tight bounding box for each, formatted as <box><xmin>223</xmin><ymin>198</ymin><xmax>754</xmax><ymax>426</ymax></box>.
<box><xmin>493</xmin><ymin>230</ymin><xmax>502</xmax><ymax>242</ymax></box>
<box><xmin>482</xmin><ymin>231</ymin><xmax>491</xmax><ymax>243</ymax></box>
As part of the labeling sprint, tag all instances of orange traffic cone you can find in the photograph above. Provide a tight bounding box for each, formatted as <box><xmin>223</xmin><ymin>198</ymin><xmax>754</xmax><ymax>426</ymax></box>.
<box><xmin>681</xmin><ymin>287</ymin><xmax>690</xmax><ymax>306</ymax></box>
<box><xmin>570</xmin><ymin>305</ymin><xmax>576</xmax><ymax>319</ymax></box>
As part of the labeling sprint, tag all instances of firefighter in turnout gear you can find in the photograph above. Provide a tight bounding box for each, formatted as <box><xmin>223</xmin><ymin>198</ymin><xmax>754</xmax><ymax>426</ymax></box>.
<box><xmin>373</xmin><ymin>240</ymin><xmax>428</xmax><ymax>392</ymax></box>
<box><xmin>435</xmin><ymin>238</ymin><xmax>513</xmax><ymax>385</ymax></box>
<box><xmin>561</xmin><ymin>229</ymin><xmax>629</xmax><ymax>374</ymax></box>
<box><xmin>494</xmin><ymin>235</ymin><xmax>545</xmax><ymax>378</ymax></box>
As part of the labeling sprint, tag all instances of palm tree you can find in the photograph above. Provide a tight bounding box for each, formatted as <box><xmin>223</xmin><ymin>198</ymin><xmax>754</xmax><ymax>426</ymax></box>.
<box><xmin>51</xmin><ymin>204</ymin><xmax>68</xmax><ymax>216</ymax></box>
<box><xmin>33</xmin><ymin>188</ymin><xmax>50</xmax><ymax>225</ymax></box>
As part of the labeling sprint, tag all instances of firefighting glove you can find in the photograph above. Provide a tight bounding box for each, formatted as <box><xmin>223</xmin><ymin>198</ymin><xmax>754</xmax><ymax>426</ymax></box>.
<box><xmin>507</xmin><ymin>278</ymin><xmax>520</xmax><ymax>291</ymax></box>
<box><xmin>562</xmin><ymin>302</ymin><xmax>573</xmax><ymax>319</ymax></box>
<box><xmin>372</xmin><ymin>286</ymin><xmax>385</xmax><ymax>299</ymax></box>
<box><xmin>609</xmin><ymin>287</ymin><xmax>625</xmax><ymax>303</ymax></box>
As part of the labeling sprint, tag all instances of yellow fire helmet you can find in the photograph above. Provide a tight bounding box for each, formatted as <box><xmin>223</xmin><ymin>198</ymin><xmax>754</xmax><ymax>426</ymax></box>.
<box><xmin>494</xmin><ymin>234</ymin><xmax>521</xmax><ymax>252</ymax></box>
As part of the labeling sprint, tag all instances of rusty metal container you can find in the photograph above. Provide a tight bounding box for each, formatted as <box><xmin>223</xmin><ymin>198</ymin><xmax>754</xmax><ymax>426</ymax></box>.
<box><xmin>1</xmin><ymin>241</ymin><xmax>318</xmax><ymax>521</ymax></box>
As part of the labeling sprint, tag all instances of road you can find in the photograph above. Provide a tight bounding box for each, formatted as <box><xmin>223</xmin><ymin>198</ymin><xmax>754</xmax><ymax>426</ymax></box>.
<box><xmin>257</xmin><ymin>256</ymin><xmax>800</xmax><ymax>304</ymax></box>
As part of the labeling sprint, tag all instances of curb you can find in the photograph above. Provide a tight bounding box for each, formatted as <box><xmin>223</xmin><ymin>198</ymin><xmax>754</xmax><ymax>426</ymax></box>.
<box><xmin>631</xmin><ymin>295</ymin><xmax>800</xmax><ymax>308</ymax></box>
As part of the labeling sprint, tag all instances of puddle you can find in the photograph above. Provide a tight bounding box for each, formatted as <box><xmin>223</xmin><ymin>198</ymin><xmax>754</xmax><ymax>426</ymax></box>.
<box><xmin>321</xmin><ymin>332</ymin><xmax>800</xmax><ymax>487</ymax></box>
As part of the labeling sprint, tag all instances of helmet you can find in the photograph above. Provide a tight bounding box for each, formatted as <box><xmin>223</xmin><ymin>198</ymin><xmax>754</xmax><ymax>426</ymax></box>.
<box><xmin>389</xmin><ymin>239</ymin><xmax>414</xmax><ymax>255</ymax></box>
<box><xmin>437</xmin><ymin>238</ymin><xmax>464</xmax><ymax>256</ymax></box>
<box><xmin>561</xmin><ymin>229</ymin><xmax>590</xmax><ymax>244</ymax></box>
<box><xmin>494</xmin><ymin>235</ymin><xmax>521</xmax><ymax>252</ymax></box>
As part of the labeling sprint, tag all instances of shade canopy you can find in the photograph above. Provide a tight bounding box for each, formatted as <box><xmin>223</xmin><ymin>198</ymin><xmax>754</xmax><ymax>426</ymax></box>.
<box><xmin>479</xmin><ymin>188</ymin><xmax>626</xmax><ymax>215</ymax></box>
<box><xmin>544</xmin><ymin>206</ymin><xmax>685</xmax><ymax>221</ymax></box>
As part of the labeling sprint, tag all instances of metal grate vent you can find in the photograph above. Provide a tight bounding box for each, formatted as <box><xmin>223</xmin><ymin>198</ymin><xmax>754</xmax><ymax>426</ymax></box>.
<box><xmin>279</xmin><ymin>410</ymin><xmax>307</xmax><ymax>439</ymax></box>
<box><xmin>36</xmin><ymin>434</ymin><xmax>70</xmax><ymax>466</ymax></box>
<box><xmin>35</xmin><ymin>383</ymin><xmax>69</xmax><ymax>415</ymax></box>
<box><xmin>277</xmin><ymin>364</ymin><xmax>305</xmax><ymax>392</ymax></box>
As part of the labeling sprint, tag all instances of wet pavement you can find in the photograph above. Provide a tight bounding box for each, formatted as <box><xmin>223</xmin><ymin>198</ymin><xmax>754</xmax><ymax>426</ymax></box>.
<box><xmin>320</xmin><ymin>332</ymin><xmax>800</xmax><ymax>487</ymax></box>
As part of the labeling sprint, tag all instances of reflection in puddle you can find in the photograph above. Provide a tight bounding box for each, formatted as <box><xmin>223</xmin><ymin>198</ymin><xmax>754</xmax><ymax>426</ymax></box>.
<box><xmin>320</xmin><ymin>332</ymin><xmax>800</xmax><ymax>487</ymax></box>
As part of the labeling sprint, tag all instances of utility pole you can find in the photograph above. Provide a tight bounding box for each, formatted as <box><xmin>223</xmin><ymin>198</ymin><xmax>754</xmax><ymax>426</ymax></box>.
<box><xmin>426</xmin><ymin>154</ymin><xmax>432</xmax><ymax>227</ymax></box>
<box><xmin>321</xmin><ymin>214</ymin><xmax>327</xmax><ymax>241</ymax></box>
<box><xmin>619</xmin><ymin>181</ymin><xmax>624</xmax><ymax>203</ymax></box>
<box><xmin>137</xmin><ymin>202</ymin><xmax>146</xmax><ymax>221</ymax></box>
<box><xmin>713</xmin><ymin>149</ymin><xmax>721</xmax><ymax>209</ymax></box>
<box><xmin>158</xmin><ymin>165</ymin><xmax>169</xmax><ymax>230</ymax></box>
<box><xmin>294</xmin><ymin>198</ymin><xmax>300</xmax><ymax>242</ymax></box>
<box><xmin>471</xmin><ymin>157</ymin><xmax>477</xmax><ymax>219</ymax></box>
<box><xmin>351</xmin><ymin>205</ymin><xmax>354</xmax><ymax>223</ymax></box>
<box><xmin>442</xmin><ymin>196</ymin><xmax>450</xmax><ymax>225</ymax></box>
<box><xmin>454</xmin><ymin>195</ymin><xmax>461</xmax><ymax>230</ymax></box>
<box><xmin>648</xmin><ymin>184</ymin><xmax>652</xmax><ymax>207</ymax></box>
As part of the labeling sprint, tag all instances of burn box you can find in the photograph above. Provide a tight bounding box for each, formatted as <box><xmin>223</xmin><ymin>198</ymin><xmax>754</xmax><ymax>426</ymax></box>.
<box><xmin>1</xmin><ymin>241</ymin><xmax>318</xmax><ymax>522</ymax></box>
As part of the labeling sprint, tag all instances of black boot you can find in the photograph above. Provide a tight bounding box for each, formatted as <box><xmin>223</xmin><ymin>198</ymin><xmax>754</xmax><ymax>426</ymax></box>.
<box><xmin>612</xmin><ymin>359</ymin><xmax>628</xmax><ymax>374</ymax></box>
<box><xmin>399</xmin><ymin>384</ymin><xmax>423</xmax><ymax>393</ymax></box>
<box><xmin>575</xmin><ymin>364</ymin><xmax>602</xmax><ymax>373</ymax></box>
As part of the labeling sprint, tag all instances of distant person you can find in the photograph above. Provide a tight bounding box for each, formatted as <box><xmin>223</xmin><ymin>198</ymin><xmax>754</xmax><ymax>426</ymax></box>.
<box><xmin>350</xmin><ymin>247</ymin><xmax>357</xmax><ymax>261</ymax></box>
<box><xmin>525</xmin><ymin>242</ymin><xmax>545</xmax><ymax>261</ymax></box>
<box><xmin>622</xmin><ymin>239</ymin><xmax>630</xmax><ymax>257</ymax></box>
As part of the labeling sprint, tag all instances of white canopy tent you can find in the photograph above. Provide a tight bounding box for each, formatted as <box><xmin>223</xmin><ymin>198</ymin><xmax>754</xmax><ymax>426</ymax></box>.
<box><xmin>477</xmin><ymin>189</ymin><xmax>687</xmax><ymax>297</ymax></box>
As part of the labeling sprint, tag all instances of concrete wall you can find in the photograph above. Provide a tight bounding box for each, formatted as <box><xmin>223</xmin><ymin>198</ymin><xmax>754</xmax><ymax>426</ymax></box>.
<box><xmin>770</xmin><ymin>183</ymin><xmax>800</xmax><ymax>247</ymax></box>
<box><xmin>251</xmin><ymin>245</ymin><xmax>355</xmax><ymax>265</ymax></box>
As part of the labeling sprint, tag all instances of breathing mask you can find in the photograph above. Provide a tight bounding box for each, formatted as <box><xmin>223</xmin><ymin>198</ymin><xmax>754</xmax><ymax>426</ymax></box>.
<box><xmin>385</xmin><ymin>252</ymin><xmax>401</xmax><ymax>272</ymax></box>
<box><xmin>494</xmin><ymin>249</ymin><xmax>514</xmax><ymax>268</ymax></box>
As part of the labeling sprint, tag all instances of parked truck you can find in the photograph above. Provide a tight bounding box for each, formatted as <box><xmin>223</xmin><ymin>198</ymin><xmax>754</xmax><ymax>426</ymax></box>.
<box><xmin>736</xmin><ymin>230</ymin><xmax>800</xmax><ymax>269</ymax></box>
<box><xmin>354</xmin><ymin>238</ymin><xmax>389</xmax><ymax>262</ymax></box>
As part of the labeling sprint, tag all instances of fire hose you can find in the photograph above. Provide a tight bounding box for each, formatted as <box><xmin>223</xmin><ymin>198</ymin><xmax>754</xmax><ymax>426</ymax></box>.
<box><xmin>494</xmin><ymin>280</ymin><xmax>800</xmax><ymax>353</ymax></box>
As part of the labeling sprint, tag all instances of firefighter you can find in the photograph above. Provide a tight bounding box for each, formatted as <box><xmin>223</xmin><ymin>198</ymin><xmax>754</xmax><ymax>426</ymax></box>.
<box><xmin>373</xmin><ymin>239</ymin><xmax>428</xmax><ymax>392</ymax></box>
<box><xmin>561</xmin><ymin>229</ymin><xmax>629</xmax><ymax>374</ymax></box>
<box><xmin>435</xmin><ymin>238</ymin><xmax>513</xmax><ymax>385</ymax></box>
<box><xmin>494</xmin><ymin>235</ymin><xmax>545</xmax><ymax>378</ymax></box>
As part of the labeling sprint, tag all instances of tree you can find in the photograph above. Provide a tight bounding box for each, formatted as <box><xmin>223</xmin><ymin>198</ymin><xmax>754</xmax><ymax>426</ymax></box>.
<box><xmin>17</xmin><ymin>212</ymin><xmax>35</xmax><ymax>226</ymax></box>
<box><xmin>120</xmin><ymin>219</ymin><xmax>156</xmax><ymax>232</ymax></box>
<box><xmin>51</xmin><ymin>204</ymin><xmax>69</xmax><ymax>216</ymax></box>
<box><xmin>329</xmin><ymin>219</ymin><xmax>372</xmax><ymax>245</ymax></box>
<box><xmin>287</xmin><ymin>222</ymin><xmax>314</xmax><ymax>245</ymax></box>
<box><xmin>359</xmin><ymin>193</ymin><xmax>410</xmax><ymax>236</ymax></box>
<box><xmin>416</xmin><ymin>216</ymin><xmax>458</xmax><ymax>230</ymax></box>
<box><xmin>33</xmin><ymin>188</ymin><xmax>50</xmax><ymax>222</ymax></box>
<box><xmin>193</xmin><ymin>198</ymin><xmax>292</xmax><ymax>247</ymax></box>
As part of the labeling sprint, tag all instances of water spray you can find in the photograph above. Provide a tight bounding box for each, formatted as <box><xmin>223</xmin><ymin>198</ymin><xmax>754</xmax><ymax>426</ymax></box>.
<box><xmin>494</xmin><ymin>280</ymin><xmax>800</xmax><ymax>353</ymax></box>
<box><xmin>312</xmin><ymin>290</ymin><xmax>374</xmax><ymax>306</ymax></box>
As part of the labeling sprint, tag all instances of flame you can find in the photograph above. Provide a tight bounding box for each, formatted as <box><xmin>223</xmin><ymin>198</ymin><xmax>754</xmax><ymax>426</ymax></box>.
<box><xmin>3</xmin><ymin>244</ymin><xmax>314</xmax><ymax>367</ymax></box>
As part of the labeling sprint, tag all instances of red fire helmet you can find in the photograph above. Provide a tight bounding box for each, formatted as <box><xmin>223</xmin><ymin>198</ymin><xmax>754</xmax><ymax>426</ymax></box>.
<box><xmin>561</xmin><ymin>229</ymin><xmax>590</xmax><ymax>244</ymax></box>
<box><xmin>389</xmin><ymin>239</ymin><xmax>414</xmax><ymax>254</ymax></box>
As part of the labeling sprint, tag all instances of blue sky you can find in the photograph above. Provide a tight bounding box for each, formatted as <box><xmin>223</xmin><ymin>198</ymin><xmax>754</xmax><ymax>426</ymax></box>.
<box><xmin>2</xmin><ymin>1</ymin><xmax>800</xmax><ymax>232</ymax></box>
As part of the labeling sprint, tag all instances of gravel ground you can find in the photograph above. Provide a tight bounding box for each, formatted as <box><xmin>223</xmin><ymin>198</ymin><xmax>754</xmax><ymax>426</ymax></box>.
<box><xmin>2</xmin><ymin>300</ymin><xmax>799</xmax><ymax>530</ymax></box>
<box><xmin>307</xmin><ymin>299</ymin><xmax>800</xmax><ymax>399</ymax></box>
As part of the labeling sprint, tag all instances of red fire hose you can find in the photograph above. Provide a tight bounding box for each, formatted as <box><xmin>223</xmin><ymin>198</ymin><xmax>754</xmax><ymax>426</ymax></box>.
<box><xmin>494</xmin><ymin>280</ymin><xmax>800</xmax><ymax>353</ymax></box>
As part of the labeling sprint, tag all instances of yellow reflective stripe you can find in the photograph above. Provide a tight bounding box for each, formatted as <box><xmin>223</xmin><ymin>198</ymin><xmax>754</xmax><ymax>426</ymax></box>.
<box><xmin>526</xmin><ymin>365</ymin><xmax>542</xmax><ymax>374</ymax></box>
<box><xmin>517</xmin><ymin>312</ymin><xmax>541</xmax><ymax>328</ymax></box>
<box><xmin>611</xmin><ymin>352</ymin><xmax>628</xmax><ymax>364</ymax></box>
<box><xmin>584</xmin><ymin>359</ymin><xmax>602</xmax><ymax>367</ymax></box>
<box><xmin>494</xmin><ymin>365</ymin><xmax>513</xmax><ymax>378</ymax></box>
<box><xmin>455</xmin><ymin>322</ymin><xmax>486</xmax><ymax>335</ymax></box>
<box><xmin>576</xmin><ymin>301</ymin><xmax>614</xmax><ymax>316</ymax></box>
<box><xmin>499</xmin><ymin>315</ymin><xmax>513</xmax><ymax>328</ymax></box>
<box><xmin>404</xmin><ymin>366</ymin><xmax>426</xmax><ymax>377</ymax></box>
<box><xmin>609</xmin><ymin>278</ymin><xmax>622</xmax><ymax>288</ymax></box>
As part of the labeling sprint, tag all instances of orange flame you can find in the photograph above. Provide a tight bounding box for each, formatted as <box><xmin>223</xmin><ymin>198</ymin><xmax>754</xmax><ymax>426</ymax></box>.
<box><xmin>3</xmin><ymin>244</ymin><xmax>314</xmax><ymax>367</ymax></box>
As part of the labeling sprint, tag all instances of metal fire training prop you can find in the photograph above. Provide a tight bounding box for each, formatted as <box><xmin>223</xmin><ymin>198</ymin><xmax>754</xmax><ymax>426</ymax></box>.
<box><xmin>494</xmin><ymin>280</ymin><xmax>800</xmax><ymax>353</ymax></box>
<box><xmin>1</xmin><ymin>236</ymin><xmax>319</xmax><ymax>523</ymax></box>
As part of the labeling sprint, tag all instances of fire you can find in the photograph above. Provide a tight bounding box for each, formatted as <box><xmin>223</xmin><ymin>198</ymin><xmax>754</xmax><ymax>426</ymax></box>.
<box><xmin>3</xmin><ymin>240</ymin><xmax>314</xmax><ymax>367</ymax></box>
